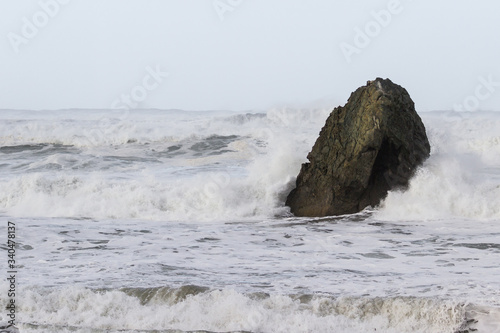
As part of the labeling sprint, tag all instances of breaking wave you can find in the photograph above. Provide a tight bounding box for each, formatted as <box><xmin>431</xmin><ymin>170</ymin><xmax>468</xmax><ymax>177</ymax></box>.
<box><xmin>8</xmin><ymin>285</ymin><xmax>493</xmax><ymax>333</ymax></box>
<box><xmin>0</xmin><ymin>109</ymin><xmax>499</xmax><ymax>222</ymax></box>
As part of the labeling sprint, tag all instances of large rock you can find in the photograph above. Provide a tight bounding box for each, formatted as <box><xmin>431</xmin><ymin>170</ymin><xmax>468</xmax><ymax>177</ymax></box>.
<box><xmin>286</xmin><ymin>78</ymin><xmax>430</xmax><ymax>217</ymax></box>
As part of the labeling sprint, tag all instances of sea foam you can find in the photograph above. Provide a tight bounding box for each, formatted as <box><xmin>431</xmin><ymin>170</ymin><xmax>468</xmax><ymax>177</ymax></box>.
<box><xmin>377</xmin><ymin>111</ymin><xmax>500</xmax><ymax>221</ymax></box>
<box><xmin>0</xmin><ymin>109</ymin><xmax>499</xmax><ymax>222</ymax></box>
<box><xmin>10</xmin><ymin>285</ymin><xmax>482</xmax><ymax>333</ymax></box>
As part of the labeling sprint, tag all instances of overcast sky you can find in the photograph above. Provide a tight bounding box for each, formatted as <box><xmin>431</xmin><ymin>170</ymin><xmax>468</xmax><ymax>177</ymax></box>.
<box><xmin>1</xmin><ymin>0</ymin><xmax>499</xmax><ymax>112</ymax></box>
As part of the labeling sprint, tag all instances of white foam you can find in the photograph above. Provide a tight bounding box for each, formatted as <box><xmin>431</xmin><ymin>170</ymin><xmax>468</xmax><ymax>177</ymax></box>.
<box><xmin>377</xmin><ymin>111</ymin><xmax>500</xmax><ymax>221</ymax></box>
<box><xmin>0</xmin><ymin>108</ymin><xmax>329</xmax><ymax>221</ymax></box>
<box><xmin>11</xmin><ymin>285</ymin><xmax>484</xmax><ymax>333</ymax></box>
<box><xmin>1</xmin><ymin>109</ymin><xmax>499</xmax><ymax>222</ymax></box>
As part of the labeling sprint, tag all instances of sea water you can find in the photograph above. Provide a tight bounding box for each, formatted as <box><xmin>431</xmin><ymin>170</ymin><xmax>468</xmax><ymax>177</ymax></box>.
<box><xmin>0</xmin><ymin>108</ymin><xmax>499</xmax><ymax>332</ymax></box>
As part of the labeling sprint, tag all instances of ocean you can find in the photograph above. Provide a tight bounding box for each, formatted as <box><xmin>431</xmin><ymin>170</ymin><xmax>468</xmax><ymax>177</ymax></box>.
<box><xmin>0</xmin><ymin>108</ymin><xmax>499</xmax><ymax>333</ymax></box>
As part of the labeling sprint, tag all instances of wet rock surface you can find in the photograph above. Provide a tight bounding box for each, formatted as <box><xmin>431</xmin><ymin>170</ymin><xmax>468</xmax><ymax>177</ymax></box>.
<box><xmin>286</xmin><ymin>78</ymin><xmax>430</xmax><ymax>217</ymax></box>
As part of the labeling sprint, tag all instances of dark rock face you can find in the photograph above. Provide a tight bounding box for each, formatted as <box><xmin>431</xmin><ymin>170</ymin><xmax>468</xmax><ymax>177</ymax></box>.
<box><xmin>286</xmin><ymin>78</ymin><xmax>430</xmax><ymax>217</ymax></box>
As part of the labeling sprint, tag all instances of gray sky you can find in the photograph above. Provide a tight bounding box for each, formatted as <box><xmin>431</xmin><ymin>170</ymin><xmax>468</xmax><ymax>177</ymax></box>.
<box><xmin>1</xmin><ymin>0</ymin><xmax>499</xmax><ymax>111</ymax></box>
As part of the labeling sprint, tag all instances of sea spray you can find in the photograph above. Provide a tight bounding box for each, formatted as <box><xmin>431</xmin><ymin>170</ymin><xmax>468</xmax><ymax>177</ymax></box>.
<box><xmin>377</xmin><ymin>111</ymin><xmax>500</xmax><ymax>221</ymax></box>
<box><xmin>15</xmin><ymin>285</ymin><xmax>475</xmax><ymax>333</ymax></box>
<box><xmin>2</xmin><ymin>109</ymin><xmax>500</xmax><ymax>333</ymax></box>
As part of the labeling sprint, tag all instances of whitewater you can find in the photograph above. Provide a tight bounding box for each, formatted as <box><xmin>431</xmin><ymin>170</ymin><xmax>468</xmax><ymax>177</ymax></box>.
<box><xmin>0</xmin><ymin>108</ymin><xmax>499</xmax><ymax>332</ymax></box>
